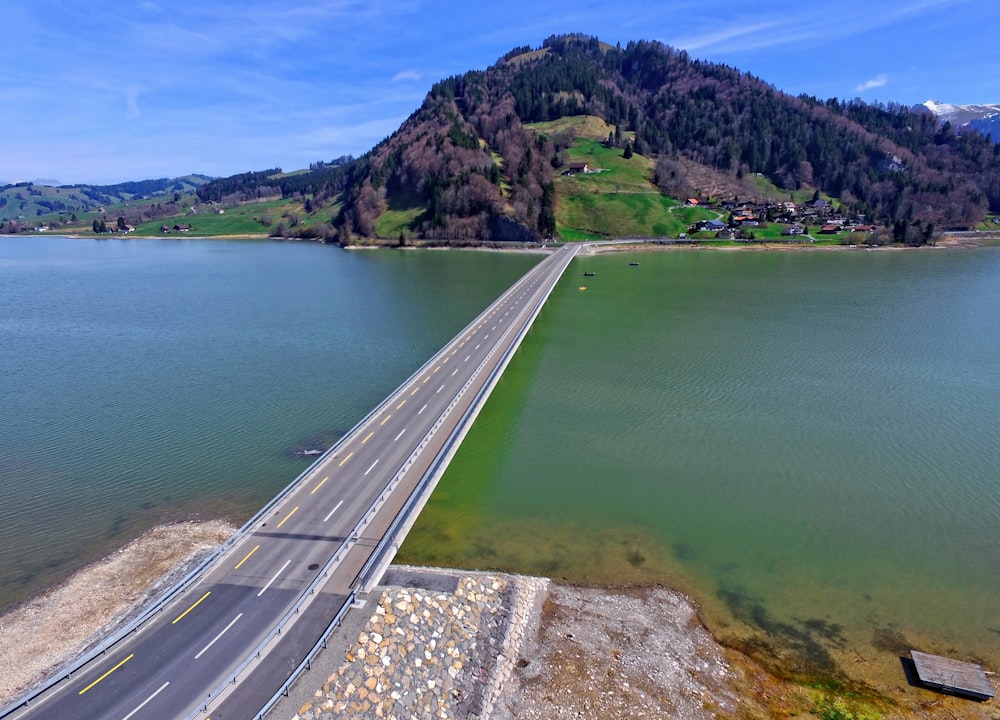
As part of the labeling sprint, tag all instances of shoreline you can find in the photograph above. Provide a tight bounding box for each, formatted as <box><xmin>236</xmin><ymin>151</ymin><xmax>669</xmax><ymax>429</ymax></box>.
<box><xmin>2</xmin><ymin>522</ymin><xmax>994</xmax><ymax>719</ymax></box>
<box><xmin>19</xmin><ymin>231</ymin><xmax>1000</xmax><ymax>250</ymax></box>
<box><xmin>0</xmin><ymin>520</ymin><xmax>234</xmax><ymax>705</ymax></box>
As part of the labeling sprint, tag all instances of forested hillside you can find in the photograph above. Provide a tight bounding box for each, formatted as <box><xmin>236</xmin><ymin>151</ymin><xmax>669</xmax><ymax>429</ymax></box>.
<box><xmin>198</xmin><ymin>34</ymin><xmax>1000</xmax><ymax>242</ymax></box>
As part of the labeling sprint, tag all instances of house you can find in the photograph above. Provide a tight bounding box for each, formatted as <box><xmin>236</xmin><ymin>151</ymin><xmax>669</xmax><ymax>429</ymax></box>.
<box><xmin>685</xmin><ymin>198</ymin><xmax>699</xmax><ymax>206</ymax></box>
<box><xmin>852</xmin><ymin>225</ymin><xmax>876</xmax><ymax>234</ymax></box>
<box><xmin>819</xmin><ymin>224</ymin><xmax>841</xmax><ymax>234</ymax></box>
<box><xmin>160</xmin><ymin>225</ymin><xmax>171</xmax><ymax>233</ymax></box>
<box><xmin>783</xmin><ymin>224</ymin><xmax>805</xmax><ymax>236</ymax></box>
<box><xmin>715</xmin><ymin>228</ymin><xmax>737</xmax><ymax>240</ymax></box>
<box><xmin>565</xmin><ymin>162</ymin><xmax>590</xmax><ymax>175</ymax></box>
<box><xmin>701</xmin><ymin>219</ymin><xmax>726</xmax><ymax>231</ymax></box>
<box><xmin>173</xmin><ymin>224</ymin><xmax>192</xmax><ymax>232</ymax></box>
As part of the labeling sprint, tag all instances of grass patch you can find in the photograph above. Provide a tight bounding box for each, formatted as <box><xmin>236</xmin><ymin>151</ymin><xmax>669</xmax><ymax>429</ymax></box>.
<box><xmin>525</xmin><ymin>115</ymin><xmax>615</xmax><ymax>141</ymax></box>
<box><xmin>552</xmin><ymin>137</ymin><xmax>703</xmax><ymax>239</ymax></box>
<box><xmin>374</xmin><ymin>189</ymin><xmax>427</xmax><ymax>239</ymax></box>
<box><xmin>132</xmin><ymin>198</ymin><xmax>295</xmax><ymax>236</ymax></box>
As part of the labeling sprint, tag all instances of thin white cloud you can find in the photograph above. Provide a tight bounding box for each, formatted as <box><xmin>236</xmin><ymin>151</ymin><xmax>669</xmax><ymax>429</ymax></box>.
<box><xmin>855</xmin><ymin>74</ymin><xmax>888</xmax><ymax>92</ymax></box>
<box><xmin>392</xmin><ymin>69</ymin><xmax>422</xmax><ymax>82</ymax></box>
<box><xmin>671</xmin><ymin>20</ymin><xmax>780</xmax><ymax>53</ymax></box>
<box><xmin>125</xmin><ymin>87</ymin><xmax>142</xmax><ymax>119</ymax></box>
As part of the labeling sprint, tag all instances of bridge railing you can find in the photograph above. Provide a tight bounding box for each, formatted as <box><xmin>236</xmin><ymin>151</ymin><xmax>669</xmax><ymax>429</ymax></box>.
<box><xmin>1</xmin><ymin>247</ymin><xmax>574</xmax><ymax>720</ymax></box>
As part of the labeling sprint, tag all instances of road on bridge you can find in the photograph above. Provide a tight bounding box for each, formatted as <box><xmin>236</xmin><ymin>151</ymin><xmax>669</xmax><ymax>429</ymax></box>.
<box><xmin>7</xmin><ymin>243</ymin><xmax>578</xmax><ymax>720</ymax></box>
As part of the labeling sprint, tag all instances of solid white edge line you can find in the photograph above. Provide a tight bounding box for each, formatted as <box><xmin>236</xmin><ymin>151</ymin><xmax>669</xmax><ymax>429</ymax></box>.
<box><xmin>365</xmin><ymin>459</ymin><xmax>379</xmax><ymax>476</ymax></box>
<box><xmin>257</xmin><ymin>559</ymin><xmax>291</xmax><ymax>597</ymax></box>
<box><xmin>323</xmin><ymin>500</ymin><xmax>344</xmax><ymax>522</ymax></box>
<box><xmin>120</xmin><ymin>682</ymin><xmax>170</xmax><ymax>720</ymax></box>
<box><xmin>194</xmin><ymin>613</ymin><xmax>243</xmax><ymax>660</ymax></box>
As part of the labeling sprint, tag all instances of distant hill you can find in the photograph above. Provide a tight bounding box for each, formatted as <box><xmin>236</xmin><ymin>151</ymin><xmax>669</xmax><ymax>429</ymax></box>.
<box><xmin>0</xmin><ymin>175</ymin><xmax>213</xmax><ymax>223</ymax></box>
<box><xmin>195</xmin><ymin>35</ymin><xmax>1000</xmax><ymax>242</ymax></box>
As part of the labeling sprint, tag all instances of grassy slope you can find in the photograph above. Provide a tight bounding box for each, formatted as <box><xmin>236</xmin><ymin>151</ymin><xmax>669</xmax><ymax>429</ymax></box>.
<box><xmin>556</xmin><ymin>136</ymin><xmax>711</xmax><ymax>240</ymax></box>
<box><xmin>1</xmin><ymin>178</ymin><xmax>209</xmax><ymax>223</ymax></box>
<box><xmin>130</xmin><ymin>198</ymin><xmax>299</xmax><ymax>236</ymax></box>
<box><xmin>526</xmin><ymin>116</ymin><xmax>720</xmax><ymax>240</ymax></box>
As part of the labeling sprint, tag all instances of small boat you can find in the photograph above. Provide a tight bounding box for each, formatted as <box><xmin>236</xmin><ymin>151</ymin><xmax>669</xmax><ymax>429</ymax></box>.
<box><xmin>628</xmin><ymin>261</ymin><xmax>639</xmax><ymax>266</ymax></box>
<box><xmin>583</xmin><ymin>271</ymin><xmax>596</xmax><ymax>277</ymax></box>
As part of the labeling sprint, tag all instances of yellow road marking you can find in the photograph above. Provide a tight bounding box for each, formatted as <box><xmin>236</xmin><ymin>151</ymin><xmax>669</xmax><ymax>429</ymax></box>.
<box><xmin>380</xmin><ymin>414</ymin><xmax>391</xmax><ymax>426</ymax></box>
<box><xmin>433</xmin><ymin>366</ymin><xmax>440</xmax><ymax>373</ymax></box>
<box><xmin>451</xmin><ymin>349</ymin><xmax>457</xmax><ymax>355</ymax></box>
<box><xmin>276</xmin><ymin>506</ymin><xmax>299</xmax><ymax>529</ymax></box>
<box><xmin>442</xmin><ymin>357</ymin><xmax>449</xmax><ymax>364</ymax></box>
<box><xmin>79</xmin><ymin>654</ymin><xmax>134</xmax><ymax>695</ymax></box>
<box><xmin>338</xmin><ymin>452</ymin><xmax>353</xmax><ymax>466</ymax></box>
<box><xmin>396</xmin><ymin>400</ymin><xmax>406</xmax><ymax>409</ymax></box>
<box><xmin>410</xmin><ymin>388</ymin><xmax>419</xmax><ymax>395</ymax></box>
<box><xmin>362</xmin><ymin>431</ymin><xmax>374</xmax><ymax>444</ymax></box>
<box><xmin>422</xmin><ymin>375</ymin><xmax>430</xmax><ymax>383</ymax></box>
<box><xmin>311</xmin><ymin>476</ymin><xmax>328</xmax><ymax>494</ymax></box>
<box><xmin>234</xmin><ymin>545</ymin><xmax>259</xmax><ymax>570</ymax></box>
<box><xmin>172</xmin><ymin>591</ymin><xmax>211</xmax><ymax>625</ymax></box>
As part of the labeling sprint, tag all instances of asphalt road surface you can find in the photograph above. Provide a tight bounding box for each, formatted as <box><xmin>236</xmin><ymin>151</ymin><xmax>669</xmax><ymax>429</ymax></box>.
<box><xmin>10</xmin><ymin>243</ymin><xmax>578</xmax><ymax>720</ymax></box>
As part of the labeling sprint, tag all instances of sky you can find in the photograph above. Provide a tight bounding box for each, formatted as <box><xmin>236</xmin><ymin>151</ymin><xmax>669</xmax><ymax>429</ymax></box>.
<box><xmin>3</xmin><ymin>0</ymin><xmax>998</xmax><ymax>186</ymax></box>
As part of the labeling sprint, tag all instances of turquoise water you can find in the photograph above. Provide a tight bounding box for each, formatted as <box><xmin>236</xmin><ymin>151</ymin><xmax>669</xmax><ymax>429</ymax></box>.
<box><xmin>0</xmin><ymin>236</ymin><xmax>538</xmax><ymax>609</ymax></box>
<box><xmin>405</xmin><ymin>247</ymin><xmax>1000</xmax><ymax>682</ymax></box>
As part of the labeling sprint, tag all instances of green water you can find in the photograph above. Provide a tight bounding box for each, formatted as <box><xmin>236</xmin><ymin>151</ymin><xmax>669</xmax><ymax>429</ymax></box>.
<box><xmin>403</xmin><ymin>248</ymin><xmax>1000</xmax><ymax>683</ymax></box>
<box><xmin>0</xmin><ymin>236</ymin><xmax>539</xmax><ymax>610</ymax></box>
<box><xmin>4</xmin><ymin>237</ymin><xmax>998</xmax><ymax>687</ymax></box>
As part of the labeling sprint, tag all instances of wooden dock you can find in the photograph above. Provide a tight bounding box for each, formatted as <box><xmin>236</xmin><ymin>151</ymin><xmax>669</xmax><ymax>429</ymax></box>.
<box><xmin>911</xmin><ymin>650</ymin><xmax>994</xmax><ymax>701</ymax></box>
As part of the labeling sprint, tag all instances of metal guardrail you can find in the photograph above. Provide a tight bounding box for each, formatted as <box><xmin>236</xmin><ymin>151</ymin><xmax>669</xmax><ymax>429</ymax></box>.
<box><xmin>354</xmin><ymin>246</ymin><xmax>575</xmax><ymax>592</ymax></box>
<box><xmin>1</xmin><ymin>247</ymin><xmax>573</xmax><ymax>720</ymax></box>
<box><xmin>187</xmin><ymin>252</ymin><xmax>570</xmax><ymax>719</ymax></box>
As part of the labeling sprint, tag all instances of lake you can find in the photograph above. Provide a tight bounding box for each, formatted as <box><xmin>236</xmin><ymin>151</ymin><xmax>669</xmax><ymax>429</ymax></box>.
<box><xmin>3</xmin><ymin>236</ymin><xmax>998</xmax><ymax>689</ymax></box>
<box><xmin>0</xmin><ymin>235</ymin><xmax>538</xmax><ymax>609</ymax></box>
<box><xmin>400</xmin><ymin>246</ymin><xmax>1000</xmax><ymax>687</ymax></box>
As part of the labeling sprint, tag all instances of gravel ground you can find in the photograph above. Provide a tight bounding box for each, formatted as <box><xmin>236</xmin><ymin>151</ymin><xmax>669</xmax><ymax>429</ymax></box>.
<box><xmin>3</xmin><ymin>524</ymin><xmax>997</xmax><ymax>720</ymax></box>
<box><xmin>0</xmin><ymin>520</ymin><xmax>234</xmax><ymax>705</ymax></box>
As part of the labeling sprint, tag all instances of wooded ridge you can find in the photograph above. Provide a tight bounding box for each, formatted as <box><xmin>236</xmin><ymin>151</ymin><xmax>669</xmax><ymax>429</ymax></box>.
<box><xmin>194</xmin><ymin>34</ymin><xmax>1000</xmax><ymax>243</ymax></box>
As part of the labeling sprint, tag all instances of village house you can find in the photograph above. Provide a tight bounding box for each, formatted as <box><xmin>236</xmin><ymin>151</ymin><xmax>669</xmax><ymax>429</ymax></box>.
<box><xmin>564</xmin><ymin>162</ymin><xmax>590</xmax><ymax>175</ymax></box>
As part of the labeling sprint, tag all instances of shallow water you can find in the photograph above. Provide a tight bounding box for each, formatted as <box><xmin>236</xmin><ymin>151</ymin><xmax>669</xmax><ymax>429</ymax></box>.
<box><xmin>402</xmin><ymin>247</ymin><xmax>1000</xmax><ymax>683</ymax></box>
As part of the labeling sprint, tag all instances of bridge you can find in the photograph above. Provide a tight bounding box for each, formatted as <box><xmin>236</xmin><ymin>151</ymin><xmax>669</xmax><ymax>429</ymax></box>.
<box><xmin>3</xmin><ymin>243</ymin><xmax>579</xmax><ymax>720</ymax></box>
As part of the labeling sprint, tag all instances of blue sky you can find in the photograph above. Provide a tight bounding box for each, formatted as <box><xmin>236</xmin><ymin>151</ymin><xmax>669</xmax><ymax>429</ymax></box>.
<box><xmin>4</xmin><ymin>0</ymin><xmax>998</xmax><ymax>185</ymax></box>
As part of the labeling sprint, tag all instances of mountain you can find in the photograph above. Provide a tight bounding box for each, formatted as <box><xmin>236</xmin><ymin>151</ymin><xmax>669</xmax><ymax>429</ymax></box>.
<box><xmin>198</xmin><ymin>35</ymin><xmax>1000</xmax><ymax>242</ymax></box>
<box><xmin>970</xmin><ymin>115</ymin><xmax>1000</xmax><ymax>141</ymax></box>
<box><xmin>919</xmin><ymin>99</ymin><xmax>1000</xmax><ymax>127</ymax></box>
